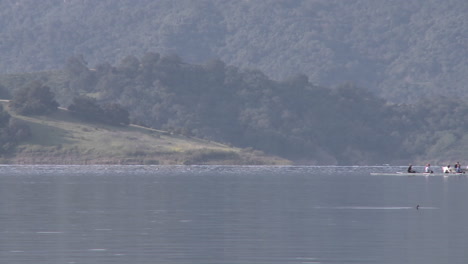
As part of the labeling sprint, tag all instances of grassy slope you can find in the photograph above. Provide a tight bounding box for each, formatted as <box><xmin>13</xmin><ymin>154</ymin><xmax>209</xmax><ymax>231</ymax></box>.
<box><xmin>4</xmin><ymin>105</ymin><xmax>290</xmax><ymax>165</ymax></box>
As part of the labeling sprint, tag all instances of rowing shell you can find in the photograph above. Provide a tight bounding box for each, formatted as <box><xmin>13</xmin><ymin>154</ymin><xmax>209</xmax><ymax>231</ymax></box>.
<box><xmin>370</xmin><ymin>172</ymin><xmax>466</xmax><ymax>176</ymax></box>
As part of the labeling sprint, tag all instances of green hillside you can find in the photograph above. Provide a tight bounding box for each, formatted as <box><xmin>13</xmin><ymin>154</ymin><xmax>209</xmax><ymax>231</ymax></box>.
<box><xmin>0</xmin><ymin>0</ymin><xmax>466</xmax><ymax>103</ymax></box>
<box><xmin>2</xmin><ymin>104</ymin><xmax>289</xmax><ymax>165</ymax></box>
<box><xmin>1</xmin><ymin>53</ymin><xmax>467</xmax><ymax>165</ymax></box>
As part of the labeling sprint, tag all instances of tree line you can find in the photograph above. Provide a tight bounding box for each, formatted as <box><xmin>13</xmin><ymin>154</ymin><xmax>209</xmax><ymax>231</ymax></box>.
<box><xmin>8</xmin><ymin>79</ymin><xmax>129</xmax><ymax>126</ymax></box>
<box><xmin>1</xmin><ymin>54</ymin><xmax>466</xmax><ymax>164</ymax></box>
<box><xmin>57</xmin><ymin>54</ymin><xmax>468</xmax><ymax>164</ymax></box>
<box><xmin>0</xmin><ymin>79</ymin><xmax>130</xmax><ymax>156</ymax></box>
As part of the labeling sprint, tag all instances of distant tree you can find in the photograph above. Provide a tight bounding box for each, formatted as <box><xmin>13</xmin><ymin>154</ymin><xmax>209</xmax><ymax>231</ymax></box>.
<box><xmin>140</xmin><ymin>52</ymin><xmax>160</xmax><ymax>70</ymax></box>
<box><xmin>95</xmin><ymin>73</ymin><xmax>128</xmax><ymax>100</ymax></box>
<box><xmin>160</xmin><ymin>54</ymin><xmax>183</xmax><ymax>65</ymax></box>
<box><xmin>0</xmin><ymin>105</ymin><xmax>10</xmax><ymax>127</ymax></box>
<box><xmin>9</xmin><ymin>81</ymin><xmax>59</xmax><ymax>115</ymax></box>
<box><xmin>139</xmin><ymin>52</ymin><xmax>161</xmax><ymax>85</ymax></box>
<box><xmin>68</xmin><ymin>96</ymin><xmax>129</xmax><ymax>126</ymax></box>
<box><xmin>0</xmin><ymin>105</ymin><xmax>31</xmax><ymax>154</ymax></box>
<box><xmin>68</xmin><ymin>96</ymin><xmax>105</xmax><ymax>122</ymax></box>
<box><xmin>94</xmin><ymin>62</ymin><xmax>114</xmax><ymax>76</ymax></box>
<box><xmin>64</xmin><ymin>56</ymin><xmax>97</xmax><ymax>93</ymax></box>
<box><xmin>0</xmin><ymin>84</ymin><xmax>11</xmax><ymax>99</ymax></box>
<box><xmin>102</xmin><ymin>103</ymin><xmax>130</xmax><ymax>126</ymax></box>
<box><xmin>7</xmin><ymin>118</ymin><xmax>31</xmax><ymax>142</ymax></box>
<box><xmin>65</xmin><ymin>55</ymin><xmax>88</xmax><ymax>76</ymax></box>
<box><xmin>117</xmin><ymin>55</ymin><xmax>140</xmax><ymax>78</ymax></box>
<box><xmin>204</xmin><ymin>58</ymin><xmax>226</xmax><ymax>85</ymax></box>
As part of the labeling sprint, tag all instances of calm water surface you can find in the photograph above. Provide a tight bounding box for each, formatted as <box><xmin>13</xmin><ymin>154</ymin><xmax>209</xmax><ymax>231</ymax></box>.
<box><xmin>1</xmin><ymin>165</ymin><xmax>468</xmax><ymax>264</ymax></box>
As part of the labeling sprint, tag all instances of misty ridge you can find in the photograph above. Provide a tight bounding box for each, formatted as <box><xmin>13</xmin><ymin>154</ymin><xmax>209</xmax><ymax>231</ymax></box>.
<box><xmin>0</xmin><ymin>0</ymin><xmax>466</xmax><ymax>165</ymax></box>
<box><xmin>1</xmin><ymin>0</ymin><xmax>466</xmax><ymax>102</ymax></box>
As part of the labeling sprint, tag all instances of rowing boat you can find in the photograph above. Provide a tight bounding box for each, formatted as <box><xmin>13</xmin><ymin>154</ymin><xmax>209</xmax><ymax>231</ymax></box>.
<box><xmin>370</xmin><ymin>172</ymin><xmax>465</xmax><ymax>176</ymax></box>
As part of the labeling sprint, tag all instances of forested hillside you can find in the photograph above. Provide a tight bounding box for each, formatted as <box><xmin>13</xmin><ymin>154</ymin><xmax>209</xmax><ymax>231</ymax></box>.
<box><xmin>1</xmin><ymin>55</ymin><xmax>467</xmax><ymax>165</ymax></box>
<box><xmin>0</xmin><ymin>0</ymin><xmax>466</xmax><ymax>103</ymax></box>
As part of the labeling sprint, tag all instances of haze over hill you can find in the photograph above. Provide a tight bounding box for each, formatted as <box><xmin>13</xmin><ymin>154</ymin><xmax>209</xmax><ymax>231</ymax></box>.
<box><xmin>1</xmin><ymin>0</ymin><xmax>466</xmax><ymax>103</ymax></box>
<box><xmin>2</xmin><ymin>52</ymin><xmax>467</xmax><ymax>165</ymax></box>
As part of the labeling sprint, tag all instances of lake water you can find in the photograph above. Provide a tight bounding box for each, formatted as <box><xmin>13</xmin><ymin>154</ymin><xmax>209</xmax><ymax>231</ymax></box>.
<box><xmin>1</xmin><ymin>165</ymin><xmax>468</xmax><ymax>264</ymax></box>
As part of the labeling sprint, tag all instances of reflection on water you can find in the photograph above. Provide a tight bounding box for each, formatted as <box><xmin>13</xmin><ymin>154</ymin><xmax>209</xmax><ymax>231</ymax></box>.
<box><xmin>1</xmin><ymin>165</ymin><xmax>468</xmax><ymax>264</ymax></box>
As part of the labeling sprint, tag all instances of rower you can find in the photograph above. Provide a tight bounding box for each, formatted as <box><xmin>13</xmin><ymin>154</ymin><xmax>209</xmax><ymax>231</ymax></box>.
<box><xmin>456</xmin><ymin>162</ymin><xmax>462</xmax><ymax>173</ymax></box>
<box><xmin>407</xmin><ymin>164</ymin><xmax>416</xmax><ymax>173</ymax></box>
<box><xmin>425</xmin><ymin>163</ymin><xmax>433</xmax><ymax>173</ymax></box>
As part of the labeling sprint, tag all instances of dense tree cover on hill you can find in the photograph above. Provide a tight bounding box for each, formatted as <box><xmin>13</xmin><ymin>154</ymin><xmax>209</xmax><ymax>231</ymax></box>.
<box><xmin>0</xmin><ymin>105</ymin><xmax>31</xmax><ymax>155</ymax></box>
<box><xmin>3</xmin><ymin>54</ymin><xmax>462</xmax><ymax>164</ymax></box>
<box><xmin>68</xmin><ymin>96</ymin><xmax>130</xmax><ymax>126</ymax></box>
<box><xmin>0</xmin><ymin>0</ymin><xmax>466</xmax><ymax>103</ymax></box>
<box><xmin>9</xmin><ymin>81</ymin><xmax>59</xmax><ymax>115</ymax></box>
